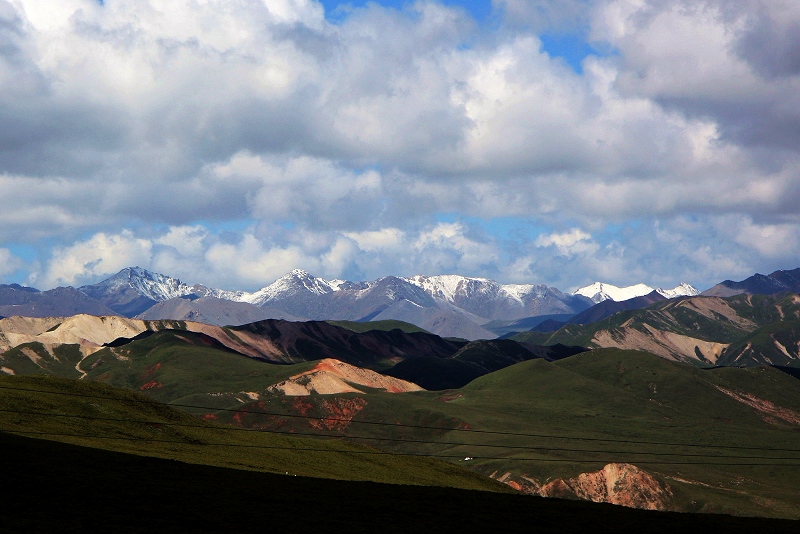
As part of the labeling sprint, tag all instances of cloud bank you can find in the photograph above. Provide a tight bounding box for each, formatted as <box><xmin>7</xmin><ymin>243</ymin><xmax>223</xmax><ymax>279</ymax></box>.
<box><xmin>2</xmin><ymin>0</ymin><xmax>799</xmax><ymax>291</ymax></box>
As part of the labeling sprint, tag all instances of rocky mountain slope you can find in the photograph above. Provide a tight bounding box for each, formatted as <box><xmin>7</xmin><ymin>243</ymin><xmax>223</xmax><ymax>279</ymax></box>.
<box><xmin>702</xmin><ymin>268</ymin><xmax>800</xmax><ymax>297</ymax></box>
<box><xmin>512</xmin><ymin>293</ymin><xmax>800</xmax><ymax>366</ymax></box>
<box><xmin>135</xmin><ymin>296</ymin><xmax>301</xmax><ymax>326</ymax></box>
<box><xmin>0</xmin><ymin>284</ymin><xmax>117</xmax><ymax>318</ymax></box>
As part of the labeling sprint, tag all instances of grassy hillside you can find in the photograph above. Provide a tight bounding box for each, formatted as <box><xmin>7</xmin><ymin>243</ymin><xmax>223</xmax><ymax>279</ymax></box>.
<box><xmin>215</xmin><ymin>349</ymin><xmax>800</xmax><ymax>518</ymax></box>
<box><xmin>0</xmin><ymin>341</ymin><xmax>84</xmax><ymax>378</ymax></box>
<box><xmin>4</xmin><ymin>432</ymin><xmax>797</xmax><ymax>533</ymax></box>
<box><xmin>0</xmin><ymin>374</ymin><xmax>507</xmax><ymax>491</ymax></box>
<box><xmin>3</xmin><ymin>318</ymin><xmax>800</xmax><ymax>518</ymax></box>
<box><xmin>511</xmin><ymin>294</ymin><xmax>800</xmax><ymax>366</ymax></box>
<box><xmin>81</xmin><ymin>329</ymin><xmax>314</xmax><ymax>405</ymax></box>
<box><xmin>327</xmin><ymin>319</ymin><xmax>433</xmax><ymax>335</ymax></box>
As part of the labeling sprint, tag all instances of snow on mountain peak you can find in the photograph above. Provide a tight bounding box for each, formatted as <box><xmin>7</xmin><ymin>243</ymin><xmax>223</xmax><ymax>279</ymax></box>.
<box><xmin>404</xmin><ymin>274</ymin><xmax>496</xmax><ymax>302</ymax></box>
<box><xmin>574</xmin><ymin>281</ymin><xmax>699</xmax><ymax>303</ymax></box>
<box><xmin>656</xmin><ymin>282</ymin><xmax>700</xmax><ymax>299</ymax></box>
<box><xmin>90</xmin><ymin>267</ymin><xmax>195</xmax><ymax>302</ymax></box>
<box><xmin>242</xmin><ymin>269</ymin><xmax>335</xmax><ymax>306</ymax></box>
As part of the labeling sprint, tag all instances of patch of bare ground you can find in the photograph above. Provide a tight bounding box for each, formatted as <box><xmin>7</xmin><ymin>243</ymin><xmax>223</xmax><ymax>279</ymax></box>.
<box><xmin>491</xmin><ymin>464</ymin><xmax>674</xmax><ymax>511</ymax></box>
<box><xmin>591</xmin><ymin>326</ymin><xmax>727</xmax><ymax>363</ymax></box>
<box><xmin>33</xmin><ymin>315</ymin><xmax>149</xmax><ymax>347</ymax></box>
<box><xmin>664</xmin><ymin>475</ymin><xmax>717</xmax><ymax>489</ymax></box>
<box><xmin>714</xmin><ymin>386</ymin><xmax>800</xmax><ymax>426</ymax></box>
<box><xmin>0</xmin><ymin>316</ymin><xmax>64</xmax><ymax>351</ymax></box>
<box><xmin>674</xmin><ymin>298</ymin><xmax>757</xmax><ymax>330</ymax></box>
<box><xmin>771</xmin><ymin>337</ymin><xmax>798</xmax><ymax>359</ymax></box>
<box><xmin>309</xmin><ymin>397</ymin><xmax>368</xmax><ymax>431</ymax></box>
<box><xmin>186</xmin><ymin>323</ymin><xmax>287</xmax><ymax>361</ymax></box>
<box><xmin>268</xmin><ymin>358</ymin><xmax>424</xmax><ymax>396</ymax></box>
<box><xmin>20</xmin><ymin>347</ymin><xmax>43</xmax><ymax>367</ymax></box>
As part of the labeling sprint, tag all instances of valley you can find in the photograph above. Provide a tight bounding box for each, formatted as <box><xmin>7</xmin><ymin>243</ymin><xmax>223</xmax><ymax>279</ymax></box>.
<box><xmin>0</xmin><ymin>266</ymin><xmax>799</xmax><ymax>524</ymax></box>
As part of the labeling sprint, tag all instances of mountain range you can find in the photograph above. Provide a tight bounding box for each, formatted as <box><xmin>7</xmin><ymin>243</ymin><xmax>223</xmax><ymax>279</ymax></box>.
<box><xmin>0</xmin><ymin>267</ymin><xmax>701</xmax><ymax>339</ymax></box>
<box><xmin>1</xmin><ymin>266</ymin><xmax>800</xmax><ymax>519</ymax></box>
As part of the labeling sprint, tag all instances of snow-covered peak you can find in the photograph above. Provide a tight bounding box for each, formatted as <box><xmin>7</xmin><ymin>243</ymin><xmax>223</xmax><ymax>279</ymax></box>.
<box><xmin>404</xmin><ymin>274</ymin><xmax>497</xmax><ymax>302</ymax></box>
<box><xmin>656</xmin><ymin>282</ymin><xmax>700</xmax><ymax>299</ymax></box>
<box><xmin>88</xmin><ymin>267</ymin><xmax>195</xmax><ymax>301</ymax></box>
<box><xmin>242</xmin><ymin>269</ymin><xmax>335</xmax><ymax>306</ymax></box>
<box><xmin>574</xmin><ymin>281</ymin><xmax>699</xmax><ymax>303</ymax></box>
<box><xmin>499</xmin><ymin>284</ymin><xmax>542</xmax><ymax>302</ymax></box>
<box><xmin>574</xmin><ymin>282</ymin><xmax>655</xmax><ymax>303</ymax></box>
<box><xmin>328</xmin><ymin>279</ymin><xmax>348</xmax><ymax>291</ymax></box>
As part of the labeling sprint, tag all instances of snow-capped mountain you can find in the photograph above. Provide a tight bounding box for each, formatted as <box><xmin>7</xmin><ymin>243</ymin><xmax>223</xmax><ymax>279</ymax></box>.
<box><xmin>658</xmin><ymin>282</ymin><xmax>700</xmax><ymax>299</ymax></box>
<box><xmin>243</xmin><ymin>269</ymin><xmax>337</xmax><ymax>307</ymax></box>
<box><xmin>79</xmin><ymin>267</ymin><xmax>199</xmax><ymax>316</ymax></box>
<box><xmin>573</xmin><ymin>281</ymin><xmax>699</xmax><ymax>304</ymax></box>
<box><xmin>88</xmin><ymin>267</ymin><xmax>195</xmax><ymax>301</ymax></box>
<box><xmin>403</xmin><ymin>274</ymin><xmax>589</xmax><ymax>320</ymax></box>
<box><xmin>74</xmin><ymin>267</ymin><xmax>701</xmax><ymax>339</ymax></box>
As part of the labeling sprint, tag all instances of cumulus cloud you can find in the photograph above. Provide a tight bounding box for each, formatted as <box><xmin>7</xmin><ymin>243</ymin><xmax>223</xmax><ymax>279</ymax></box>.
<box><xmin>1</xmin><ymin>0</ymin><xmax>799</xmax><ymax>292</ymax></box>
<box><xmin>0</xmin><ymin>248</ymin><xmax>24</xmax><ymax>278</ymax></box>
<box><xmin>37</xmin><ymin>230</ymin><xmax>153</xmax><ymax>287</ymax></box>
<box><xmin>535</xmin><ymin>228</ymin><xmax>596</xmax><ymax>255</ymax></box>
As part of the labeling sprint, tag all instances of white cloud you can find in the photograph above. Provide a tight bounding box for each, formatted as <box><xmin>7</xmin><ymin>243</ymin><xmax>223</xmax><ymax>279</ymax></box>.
<box><xmin>735</xmin><ymin>219</ymin><xmax>800</xmax><ymax>258</ymax></box>
<box><xmin>0</xmin><ymin>248</ymin><xmax>24</xmax><ymax>278</ymax></box>
<box><xmin>534</xmin><ymin>228</ymin><xmax>595</xmax><ymax>255</ymax></box>
<box><xmin>38</xmin><ymin>231</ymin><xmax>153</xmax><ymax>287</ymax></box>
<box><xmin>2</xmin><ymin>0</ymin><xmax>800</xmax><ymax>292</ymax></box>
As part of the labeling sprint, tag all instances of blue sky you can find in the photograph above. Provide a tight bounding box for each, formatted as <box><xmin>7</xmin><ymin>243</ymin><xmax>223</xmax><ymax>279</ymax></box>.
<box><xmin>1</xmin><ymin>0</ymin><xmax>798</xmax><ymax>292</ymax></box>
<box><xmin>320</xmin><ymin>0</ymin><xmax>494</xmax><ymax>20</ymax></box>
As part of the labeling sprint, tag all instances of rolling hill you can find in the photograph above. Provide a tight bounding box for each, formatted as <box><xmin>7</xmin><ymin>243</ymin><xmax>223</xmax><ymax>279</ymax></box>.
<box><xmin>510</xmin><ymin>293</ymin><xmax>800</xmax><ymax>366</ymax></box>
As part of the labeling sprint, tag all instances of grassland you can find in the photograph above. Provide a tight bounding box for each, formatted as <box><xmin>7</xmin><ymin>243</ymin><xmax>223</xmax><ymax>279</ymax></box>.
<box><xmin>326</xmin><ymin>319</ymin><xmax>433</xmax><ymax>334</ymax></box>
<box><xmin>209</xmin><ymin>349</ymin><xmax>800</xmax><ymax>518</ymax></box>
<box><xmin>5</xmin><ymin>431</ymin><xmax>798</xmax><ymax>533</ymax></box>
<box><xmin>0</xmin><ymin>374</ymin><xmax>507</xmax><ymax>491</ymax></box>
<box><xmin>3</xmin><ymin>322</ymin><xmax>799</xmax><ymax>519</ymax></box>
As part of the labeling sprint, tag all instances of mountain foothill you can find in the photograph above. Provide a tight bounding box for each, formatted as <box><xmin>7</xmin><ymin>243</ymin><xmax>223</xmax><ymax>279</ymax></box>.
<box><xmin>1</xmin><ymin>266</ymin><xmax>800</xmax><ymax>527</ymax></box>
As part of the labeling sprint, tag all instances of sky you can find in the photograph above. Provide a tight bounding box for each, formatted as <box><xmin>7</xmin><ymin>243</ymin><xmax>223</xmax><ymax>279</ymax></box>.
<box><xmin>1</xmin><ymin>0</ymin><xmax>799</xmax><ymax>293</ymax></box>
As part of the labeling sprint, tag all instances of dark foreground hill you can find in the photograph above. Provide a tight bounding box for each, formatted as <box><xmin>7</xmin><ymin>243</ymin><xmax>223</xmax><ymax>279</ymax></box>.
<box><xmin>2</xmin><ymin>431</ymin><xmax>796</xmax><ymax>534</ymax></box>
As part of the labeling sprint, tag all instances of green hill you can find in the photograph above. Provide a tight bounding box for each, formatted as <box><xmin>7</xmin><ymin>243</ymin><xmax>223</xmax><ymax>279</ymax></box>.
<box><xmin>4</xmin><ymin>431</ymin><xmax>796</xmax><ymax>533</ymax></box>
<box><xmin>215</xmin><ymin>349</ymin><xmax>800</xmax><ymax>518</ymax></box>
<box><xmin>327</xmin><ymin>319</ymin><xmax>433</xmax><ymax>335</ymax></box>
<box><xmin>0</xmin><ymin>374</ymin><xmax>506</xmax><ymax>491</ymax></box>
<box><xmin>510</xmin><ymin>293</ymin><xmax>800</xmax><ymax>366</ymax></box>
<box><xmin>80</xmin><ymin>329</ymin><xmax>313</xmax><ymax>406</ymax></box>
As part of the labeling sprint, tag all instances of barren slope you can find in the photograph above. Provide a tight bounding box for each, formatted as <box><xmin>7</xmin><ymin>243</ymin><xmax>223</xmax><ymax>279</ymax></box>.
<box><xmin>268</xmin><ymin>358</ymin><xmax>424</xmax><ymax>395</ymax></box>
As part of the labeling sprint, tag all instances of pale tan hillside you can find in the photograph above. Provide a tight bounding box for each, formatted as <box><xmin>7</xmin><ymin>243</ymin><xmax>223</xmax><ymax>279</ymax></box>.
<box><xmin>0</xmin><ymin>316</ymin><xmax>64</xmax><ymax>351</ymax></box>
<box><xmin>0</xmin><ymin>315</ymin><xmax>224</xmax><ymax>354</ymax></box>
<box><xmin>268</xmin><ymin>358</ymin><xmax>424</xmax><ymax>396</ymax></box>
<box><xmin>34</xmin><ymin>315</ymin><xmax>150</xmax><ymax>347</ymax></box>
<box><xmin>670</xmin><ymin>297</ymin><xmax>756</xmax><ymax>329</ymax></box>
<box><xmin>185</xmin><ymin>323</ymin><xmax>287</xmax><ymax>361</ymax></box>
<box><xmin>591</xmin><ymin>325</ymin><xmax>729</xmax><ymax>363</ymax></box>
